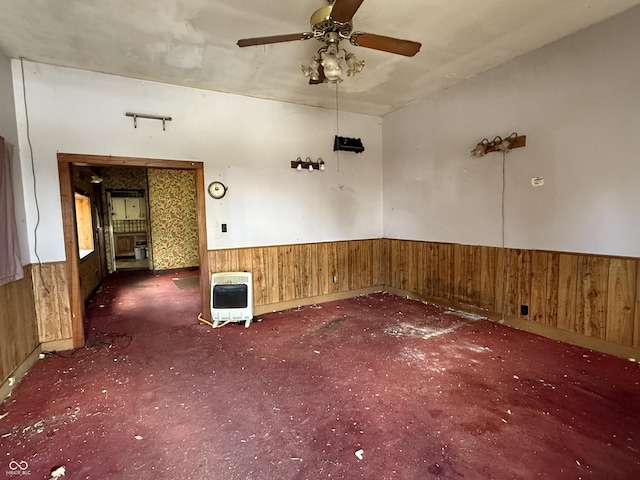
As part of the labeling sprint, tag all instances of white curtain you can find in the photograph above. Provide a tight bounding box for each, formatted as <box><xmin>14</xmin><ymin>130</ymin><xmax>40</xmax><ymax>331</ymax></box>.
<box><xmin>0</xmin><ymin>136</ymin><xmax>23</xmax><ymax>286</ymax></box>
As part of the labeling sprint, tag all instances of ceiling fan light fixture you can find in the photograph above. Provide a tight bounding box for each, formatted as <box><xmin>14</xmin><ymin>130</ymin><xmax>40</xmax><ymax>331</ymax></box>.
<box><xmin>302</xmin><ymin>54</ymin><xmax>322</xmax><ymax>81</ymax></box>
<box><xmin>345</xmin><ymin>52</ymin><xmax>364</xmax><ymax>76</ymax></box>
<box><xmin>238</xmin><ymin>0</ymin><xmax>421</xmax><ymax>84</ymax></box>
<box><xmin>320</xmin><ymin>43</ymin><xmax>344</xmax><ymax>83</ymax></box>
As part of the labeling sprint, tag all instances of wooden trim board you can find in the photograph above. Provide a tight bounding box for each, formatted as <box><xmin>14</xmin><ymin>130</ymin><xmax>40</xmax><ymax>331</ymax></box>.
<box><xmin>499</xmin><ymin>314</ymin><xmax>640</xmax><ymax>361</ymax></box>
<box><xmin>254</xmin><ymin>287</ymin><xmax>381</xmax><ymax>316</ymax></box>
<box><xmin>40</xmin><ymin>339</ymin><xmax>75</xmax><ymax>352</ymax></box>
<box><xmin>0</xmin><ymin>345</ymin><xmax>42</xmax><ymax>404</ymax></box>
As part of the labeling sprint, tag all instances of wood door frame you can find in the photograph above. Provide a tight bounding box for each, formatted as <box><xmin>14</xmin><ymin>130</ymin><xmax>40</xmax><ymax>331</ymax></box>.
<box><xmin>58</xmin><ymin>153</ymin><xmax>210</xmax><ymax>348</ymax></box>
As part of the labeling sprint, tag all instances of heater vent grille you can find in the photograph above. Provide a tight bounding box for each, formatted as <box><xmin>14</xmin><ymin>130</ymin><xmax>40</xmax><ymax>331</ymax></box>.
<box><xmin>210</xmin><ymin>272</ymin><xmax>253</xmax><ymax>328</ymax></box>
<box><xmin>214</xmin><ymin>273</ymin><xmax>251</xmax><ymax>285</ymax></box>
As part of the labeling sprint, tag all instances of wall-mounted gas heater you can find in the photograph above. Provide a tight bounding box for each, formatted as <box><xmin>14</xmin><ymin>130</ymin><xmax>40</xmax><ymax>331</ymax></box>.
<box><xmin>210</xmin><ymin>272</ymin><xmax>253</xmax><ymax>328</ymax></box>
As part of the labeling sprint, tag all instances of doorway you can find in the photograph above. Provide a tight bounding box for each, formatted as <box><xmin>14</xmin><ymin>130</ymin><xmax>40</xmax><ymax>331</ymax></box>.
<box><xmin>108</xmin><ymin>189</ymin><xmax>150</xmax><ymax>272</ymax></box>
<box><xmin>58</xmin><ymin>153</ymin><xmax>210</xmax><ymax>348</ymax></box>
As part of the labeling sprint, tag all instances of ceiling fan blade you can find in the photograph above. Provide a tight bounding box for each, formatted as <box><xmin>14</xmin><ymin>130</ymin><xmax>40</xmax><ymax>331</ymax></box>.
<box><xmin>330</xmin><ymin>0</ymin><xmax>365</xmax><ymax>23</ymax></box>
<box><xmin>309</xmin><ymin>65</ymin><xmax>326</xmax><ymax>85</ymax></box>
<box><xmin>351</xmin><ymin>32</ymin><xmax>421</xmax><ymax>57</ymax></box>
<box><xmin>237</xmin><ymin>33</ymin><xmax>310</xmax><ymax>47</ymax></box>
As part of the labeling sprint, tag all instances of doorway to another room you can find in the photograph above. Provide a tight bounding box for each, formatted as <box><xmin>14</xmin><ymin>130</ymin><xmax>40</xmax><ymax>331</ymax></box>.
<box><xmin>58</xmin><ymin>154</ymin><xmax>210</xmax><ymax>349</ymax></box>
<box><xmin>108</xmin><ymin>190</ymin><xmax>150</xmax><ymax>272</ymax></box>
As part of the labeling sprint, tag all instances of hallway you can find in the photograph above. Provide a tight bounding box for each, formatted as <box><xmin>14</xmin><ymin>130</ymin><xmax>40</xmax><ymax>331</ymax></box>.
<box><xmin>1</xmin><ymin>271</ymin><xmax>640</xmax><ymax>479</ymax></box>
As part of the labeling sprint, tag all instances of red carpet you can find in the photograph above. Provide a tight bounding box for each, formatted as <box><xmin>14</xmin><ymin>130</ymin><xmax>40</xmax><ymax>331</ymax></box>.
<box><xmin>1</xmin><ymin>270</ymin><xmax>639</xmax><ymax>479</ymax></box>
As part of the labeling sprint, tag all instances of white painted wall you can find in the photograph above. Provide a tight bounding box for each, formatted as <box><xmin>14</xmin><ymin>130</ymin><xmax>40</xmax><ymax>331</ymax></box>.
<box><xmin>0</xmin><ymin>52</ymin><xmax>29</xmax><ymax>265</ymax></box>
<box><xmin>382</xmin><ymin>7</ymin><xmax>640</xmax><ymax>258</ymax></box>
<box><xmin>11</xmin><ymin>62</ymin><xmax>382</xmax><ymax>263</ymax></box>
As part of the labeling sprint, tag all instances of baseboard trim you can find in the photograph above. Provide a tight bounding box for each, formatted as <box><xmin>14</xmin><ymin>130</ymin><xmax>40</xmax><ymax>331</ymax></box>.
<box><xmin>383</xmin><ymin>286</ymin><xmax>503</xmax><ymax>321</ymax></box>
<box><xmin>0</xmin><ymin>345</ymin><xmax>42</xmax><ymax>404</ymax></box>
<box><xmin>254</xmin><ymin>287</ymin><xmax>382</xmax><ymax>316</ymax></box>
<box><xmin>499</xmin><ymin>315</ymin><xmax>640</xmax><ymax>360</ymax></box>
<box><xmin>41</xmin><ymin>338</ymin><xmax>74</xmax><ymax>352</ymax></box>
<box><xmin>385</xmin><ymin>286</ymin><xmax>640</xmax><ymax>361</ymax></box>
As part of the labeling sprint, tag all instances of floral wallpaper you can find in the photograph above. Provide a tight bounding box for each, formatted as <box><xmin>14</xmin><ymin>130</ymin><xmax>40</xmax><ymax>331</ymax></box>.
<box><xmin>147</xmin><ymin>169</ymin><xmax>199</xmax><ymax>270</ymax></box>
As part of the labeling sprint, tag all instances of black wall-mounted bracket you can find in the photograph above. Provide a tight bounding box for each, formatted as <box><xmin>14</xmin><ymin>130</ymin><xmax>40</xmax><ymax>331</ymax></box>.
<box><xmin>334</xmin><ymin>136</ymin><xmax>365</xmax><ymax>153</ymax></box>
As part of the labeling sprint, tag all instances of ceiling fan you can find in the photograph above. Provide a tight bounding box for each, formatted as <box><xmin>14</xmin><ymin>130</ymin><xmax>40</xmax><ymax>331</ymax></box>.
<box><xmin>237</xmin><ymin>0</ymin><xmax>421</xmax><ymax>85</ymax></box>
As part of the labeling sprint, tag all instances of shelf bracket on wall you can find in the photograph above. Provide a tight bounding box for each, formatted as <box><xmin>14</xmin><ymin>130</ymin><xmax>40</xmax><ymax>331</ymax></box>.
<box><xmin>125</xmin><ymin>112</ymin><xmax>172</xmax><ymax>131</ymax></box>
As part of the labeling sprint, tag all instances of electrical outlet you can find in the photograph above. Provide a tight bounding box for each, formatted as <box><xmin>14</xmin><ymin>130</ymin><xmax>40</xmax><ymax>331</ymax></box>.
<box><xmin>221</xmin><ymin>224</ymin><xmax>227</xmax><ymax>233</ymax></box>
<box><xmin>520</xmin><ymin>305</ymin><xmax>529</xmax><ymax>316</ymax></box>
<box><xmin>332</xmin><ymin>276</ymin><xmax>337</xmax><ymax>284</ymax></box>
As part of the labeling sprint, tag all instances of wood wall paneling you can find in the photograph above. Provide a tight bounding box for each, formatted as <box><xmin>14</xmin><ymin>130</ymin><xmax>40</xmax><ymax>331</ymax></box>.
<box><xmin>327</xmin><ymin>242</ymin><xmax>340</xmax><ymax>294</ymax></box>
<box><xmin>503</xmin><ymin>249</ymin><xmax>532</xmax><ymax>319</ymax></box>
<box><xmin>530</xmin><ymin>251</ymin><xmax>559</xmax><ymax>328</ymax></box>
<box><xmin>580</xmin><ymin>256</ymin><xmax>609</xmax><ymax>340</ymax></box>
<box><xmin>237</xmin><ymin>248</ymin><xmax>253</xmax><ymax>275</ymax></box>
<box><xmin>557</xmin><ymin>254</ymin><xmax>579</xmax><ymax>333</ymax></box>
<box><xmin>378</xmin><ymin>239</ymin><xmax>391</xmax><ymax>287</ymax></box>
<box><xmin>279</xmin><ymin>245</ymin><xmax>296</xmax><ymax>302</ymax></box>
<box><xmin>0</xmin><ymin>266</ymin><xmax>39</xmax><ymax>384</ymax></box>
<box><xmin>348</xmin><ymin>240</ymin><xmax>360</xmax><ymax>291</ymax></box>
<box><xmin>404</xmin><ymin>240</ymin><xmax>415</xmax><ymax>292</ymax></box>
<box><xmin>424</xmin><ymin>242</ymin><xmax>438</xmax><ymax>299</ymax></box>
<box><xmin>414</xmin><ymin>240</ymin><xmax>424</xmax><ymax>294</ymax></box>
<box><xmin>372</xmin><ymin>238</ymin><xmax>385</xmax><ymax>287</ymax></box>
<box><xmin>453</xmin><ymin>244</ymin><xmax>481</xmax><ymax>306</ymax></box>
<box><xmin>389</xmin><ymin>239</ymin><xmax>400</xmax><ymax>290</ymax></box>
<box><xmin>605</xmin><ymin>258</ymin><xmax>636</xmax><ymax>345</ymax></box>
<box><xmin>209</xmin><ymin>240</ymin><xmax>383</xmax><ymax>309</ymax></box>
<box><xmin>294</xmin><ymin>243</ymin><xmax>312</xmax><ymax>299</ymax></box>
<box><xmin>336</xmin><ymin>242</ymin><xmax>350</xmax><ymax>293</ymax></box>
<box><xmin>32</xmin><ymin>262</ymin><xmax>73</xmax><ymax>343</ymax></box>
<box><xmin>205</xmin><ymin>239</ymin><xmax>639</xmax><ymax>356</ymax></box>
<box><xmin>79</xmin><ymin>253</ymin><xmax>102</xmax><ymax>301</ymax></box>
<box><xmin>635</xmin><ymin>263</ymin><xmax>640</xmax><ymax>348</ymax></box>
<box><xmin>316</xmin><ymin>242</ymin><xmax>330</xmax><ymax>296</ymax></box>
<box><xmin>309</xmin><ymin>243</ymin><xmax>320</xmax><ymax>297</ymax></box>
<box><xmin>265</xmin><ymin>246</ymin><xmax>280</xmax><ymax>304</ymax></box>
<box><xmin>479</xmin><ymin>247</ymin><xmax>503</xmax><ymax>312</ymax></box>
<box><xmin>250</xmin><ymin>248</ymin><xmax>268</xmax><ymax>306</ymax></box>
<box><xmin>438</xmin><ymin>243</ymin><xmax>454</xmax><ymax>301</ymax></box>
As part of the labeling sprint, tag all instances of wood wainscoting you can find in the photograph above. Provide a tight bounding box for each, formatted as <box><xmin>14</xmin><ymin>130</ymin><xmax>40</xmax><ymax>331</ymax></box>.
<box><xmin>31</xmin><ymin>262</ymin><xmax>74</xmax><ymax>350</ymax></box>
<box><xmin>79</xmin><ymin>252</ymin><xmax>102</xmax><ymax>302</ymax></box>
<box><xmin>20</xmin><ymin>239</ymin><xmax>636</xmax><ymax>360</ymax></box>
<box><xmin>209</xmin><ymin>239</ymin><xmax>639</xmax><ymax>358</ymax></box>
<box><xmin>384</xmin><ymin>239</ymin><xmax>640</xmax><ymax>358</ymax></box>
<box><xmin>0</xmin><ymin>265</ymin><xmax>40</xmax><ymax>400</ymax></box>
<box><xmin>209</xmin><ymin>239</ymin><xmax>387</xmax><ymax>314</ymax></box>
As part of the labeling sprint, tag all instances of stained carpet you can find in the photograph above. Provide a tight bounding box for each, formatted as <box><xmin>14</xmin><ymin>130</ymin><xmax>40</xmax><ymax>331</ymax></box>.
<box><xmin>172</xmin><ymin>275</ymin><xmax>200</xmax><ymax>290</ymax></box>
<box><xmin>1</xmin><ymin>271</ymin><xmax>639</xmax><ymax>479</ymax></box>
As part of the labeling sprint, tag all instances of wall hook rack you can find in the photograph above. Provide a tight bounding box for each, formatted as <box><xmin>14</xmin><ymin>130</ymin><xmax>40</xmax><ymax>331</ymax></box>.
<box><xmin>471</xmin><ymin>132</ymin><xmax>526</xmax><ymax>157</ymax></box>
<box><xmin>125</xmin><ymin>112</ymin><xmax>172</xmax><ymax>131</ymax></box>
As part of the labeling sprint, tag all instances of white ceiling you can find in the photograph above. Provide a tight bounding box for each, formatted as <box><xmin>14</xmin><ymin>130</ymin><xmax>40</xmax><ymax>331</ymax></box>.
<box><xmin>0</xmin><ymin>0</ymin><xmax>638</xmax><ymax>117</ymax></box>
